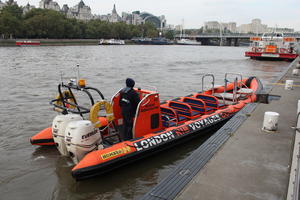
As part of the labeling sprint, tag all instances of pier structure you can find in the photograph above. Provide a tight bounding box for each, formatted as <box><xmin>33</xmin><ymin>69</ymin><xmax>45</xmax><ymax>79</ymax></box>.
<box><xmin>142</xmin><ymin>57</ymin><xmax>300</xmax><ymax>200</ymax></box>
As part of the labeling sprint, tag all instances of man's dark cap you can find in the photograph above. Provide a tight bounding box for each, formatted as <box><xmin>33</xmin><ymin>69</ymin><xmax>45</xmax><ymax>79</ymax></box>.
<box><xmin>126</xmin><ymin>78</ymin><xmax>135</xmax><ymax>88</ymax></box>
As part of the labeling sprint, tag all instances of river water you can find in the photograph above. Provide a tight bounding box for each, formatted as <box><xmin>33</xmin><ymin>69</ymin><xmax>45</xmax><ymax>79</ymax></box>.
<box><xmin>0</xmin><ymin>45</ymin><xmax>289</xmax><ymax>200</ymax></box>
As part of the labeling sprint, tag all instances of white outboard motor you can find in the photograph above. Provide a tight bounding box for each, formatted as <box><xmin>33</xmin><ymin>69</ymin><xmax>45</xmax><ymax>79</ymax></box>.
<box><xmin>52</xmin><ymin>114</ymin><xmax>82</xmax><ymax>156</ymax></box>
<box><xmin>65</xmin><ymin>120</ymin><xmax>102</xmax><ymax>164</ymax></box>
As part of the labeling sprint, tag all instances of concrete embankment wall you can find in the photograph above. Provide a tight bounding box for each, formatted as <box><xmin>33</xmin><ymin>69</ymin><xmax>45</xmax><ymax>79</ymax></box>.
<box><xmin>0</xmin><ymin>39</ymin><xmax>98</xmax><ymax>46</ymax></box>
<box><xmin>0</xmin><ymin>39</ymin><xmax>136</xmax><ymax>46</ymax></box>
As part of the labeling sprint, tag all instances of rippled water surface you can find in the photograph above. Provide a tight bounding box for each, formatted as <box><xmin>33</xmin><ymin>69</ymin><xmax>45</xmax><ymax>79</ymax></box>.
<box><xmin>0</xmin><ymin>45</ymin><xmax>289</xmax><ymax>200</ymax></box>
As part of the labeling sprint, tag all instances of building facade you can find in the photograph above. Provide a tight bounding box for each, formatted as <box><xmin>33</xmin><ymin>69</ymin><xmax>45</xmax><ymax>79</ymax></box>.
<box><xmin>204</xmin><ymin>21</ymin><xmax>220</xmax><ymax>31</ymax></box>
<box><xmin>0</xmin><ymin>0</ymin><xmax>18</xmax><ymax>10</ymax></box>
<box><xmin>35</xmin><ymin>1</ymin><xmax>167</xmax><ymax>28</ymax></box>
<box><xmin>237</xmin><ymin>19</ymin><xmax>295</xmax><ymax>34</ymax></box>
<box><xmin>65</xmin><ymin>0</ymin><xmax>92</xmax><ymax>21</ymax></box>
<box><xmin>120</xmin><ymin>10</ymin><xmax>166</xmax><ymax>28</ymax></box>
<box><xmin>203</xmin><ymin>19</ymin><xmax>294</xmax><ymax>34</ymax></box>
<box><xmin>109</xmin><ymin>4</ymin><xmax>121</xmax><ymax>23</ymax></box>
<box><xmin>131</xmin><ymin>11</ymin><xmax>144</xmax><ymax>25</ymax></box>
<box><xmin>204</xmin><ymin>21</ymin><xmax>237</xmax><ymax>33</ymax></box>
<box><xmin>0</xmin><ymin>0</ymin><xmax>5</xmax><ymax>10</ymax></box>
<box><xmin>223</xmin><ymin>22</ymin><xmax>237</xmax><ymax>33</ymax></box>
<box><xmin>39</xmin><ymin>0</ymin><xmax>93</xmax><ymax>21</ymax></box>
<box><xmin>98</xmin><ymin>5</ymin><xmax>166</xmax><ymax>29</ymax></box>
<box><xmin>23</xmin><ymin>3</ymin><xmax>35</xmax><ymax>14</ymax></box>
<box><xmin>237</xmin><ymin>19</ymin><xmax>268</xmax><ymax>34</ymax></box>
<box><xmin>39</xmin><ymin>0</ymin><xmax>60</xmax><ymax>11</ymax></box>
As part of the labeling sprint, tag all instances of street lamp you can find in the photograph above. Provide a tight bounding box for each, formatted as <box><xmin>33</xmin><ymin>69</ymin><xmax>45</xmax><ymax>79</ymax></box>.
<box><xmin>219</xmin><ymin>22</ymin><xmax>223</xmax><ymax>46</ymax></box>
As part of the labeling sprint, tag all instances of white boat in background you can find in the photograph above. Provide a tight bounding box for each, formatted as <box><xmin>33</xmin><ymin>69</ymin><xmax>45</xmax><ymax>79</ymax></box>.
<box><xmin>176</xmin><ymin>19</ymin><xmax>201</xmax><ymax>45</ymax></box>
<box><xmin>99</xmin><ymin>39</ymin><xmax>125</xmax><ymax>45</ymax></box>
<box><xmin>176</xmin><ymin>38</ymin><xmax>201</xmax><ymax>45</ymax></box>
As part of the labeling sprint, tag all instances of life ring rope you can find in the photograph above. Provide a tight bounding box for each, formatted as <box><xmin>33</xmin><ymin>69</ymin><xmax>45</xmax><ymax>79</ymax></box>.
<box><xmin>90</xmin><ymin>100</ymin><xmax>114</xmax><ymax>128</ymax></box>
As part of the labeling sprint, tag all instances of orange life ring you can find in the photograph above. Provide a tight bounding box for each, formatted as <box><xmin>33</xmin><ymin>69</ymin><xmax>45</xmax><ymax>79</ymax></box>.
<box><xmin>257</xmin><ymin>48</ymin><xmax>262</xmax><ymax>52</ymax></box>
<box><xmin>280</xmin><ymin>48</ymin><xmax>287</xmax><ymax>53</ymax></box>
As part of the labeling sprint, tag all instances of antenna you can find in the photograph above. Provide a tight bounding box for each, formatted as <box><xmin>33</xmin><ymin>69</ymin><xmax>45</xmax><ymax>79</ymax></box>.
<box><xmin>182</xmin><ymin>19</ymin><xmax>184</xmax><ymax>38</ymax></box>
<box><xmin>76</xmin><ymin>64</ymin><xmax>80</xmax><ymax>82</ymax></box>
<box><xmin>60</xmin><ymin>71</ymin><xmax>63</xmax><ymax>84</ymax></box>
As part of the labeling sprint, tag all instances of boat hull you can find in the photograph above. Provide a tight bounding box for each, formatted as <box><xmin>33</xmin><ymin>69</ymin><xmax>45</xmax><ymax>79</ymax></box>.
<box><xmin>30</xmin><ymin>127</ymin><xmax>55</xmax><ymax>146</ymax></box>
<box><xmin>16</xmin><ymin>41</ymin><xmax>41</xmax><ymax>46</ymax></box>
<box><xmin>245</xmin><ymin>51</ymin><xmax>298</xmax><ymax>61</ymax></box>
<box><xmin>132</xmin><ymin>38</ymin><xmax>173</xmax><ymax>45</ymax></box>
<box><xmin>72</xmin><ymin>116</ymin><xmax>230</xmax><ymax>180</ymax></box>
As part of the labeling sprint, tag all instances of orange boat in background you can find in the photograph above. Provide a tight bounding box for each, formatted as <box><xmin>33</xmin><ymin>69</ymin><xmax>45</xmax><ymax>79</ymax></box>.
<box><xmin>16</xmin><ymin>40</ymin><xmax>40</xmax><ymax>46</ymax></box>
<box><xmin>31</xmin><ymin>73</ymin><xmax>263</xmax><ymax>180</ymax></box>
<box><xmin>245</xmin><ymin>33</ymin><xmax>298</xmax><ymax>61</ymax></box>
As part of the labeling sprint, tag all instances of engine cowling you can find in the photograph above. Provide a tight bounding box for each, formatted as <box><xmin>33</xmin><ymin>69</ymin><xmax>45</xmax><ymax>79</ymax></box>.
<box><xmin>52</xmin><ymin>114</ymin><xmax>82</xmax><ymax>156</ymax></box>
<box><xmin>65</xmin><ymin>120</ymin><xmax>102</xmax><ymax>164</ymax></box>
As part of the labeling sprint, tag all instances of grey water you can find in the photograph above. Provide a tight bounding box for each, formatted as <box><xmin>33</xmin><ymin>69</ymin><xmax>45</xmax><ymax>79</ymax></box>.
<box><xmin>0</xmin><ymin>45</ymin><xmax>289</xmax><ymax>200</ymax></box>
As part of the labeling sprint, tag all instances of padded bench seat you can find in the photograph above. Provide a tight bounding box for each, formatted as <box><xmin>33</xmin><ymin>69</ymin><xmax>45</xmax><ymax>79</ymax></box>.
<box><xmin>237</xmin><ymin>88</ymin><xmax>253</xmax><ymax>94</ymax></box>
<box><xmin>162</xmin><ymin>115</ymin><xmax>177</xmax><ymax>127</ymax></box>
<box><xmin>168</xmin><ymin>101</ymin><xmax>193</xmax><ymax>121</ymax></box>
<box><xmin>161</xmin><ymin>106</ymin><xmax>179</xmax><ymax>127</ymax></box>
<box><xmin>214</xmin><ymin>93</ymin><xmax>240</xmax><ymax>100</ymax></box>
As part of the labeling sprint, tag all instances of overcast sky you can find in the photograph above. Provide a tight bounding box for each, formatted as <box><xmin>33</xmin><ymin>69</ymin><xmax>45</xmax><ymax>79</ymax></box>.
<box><xmin>16</xmin><ymin>0</ymin><xmax>300</xmax><ymax>31</ymax></box>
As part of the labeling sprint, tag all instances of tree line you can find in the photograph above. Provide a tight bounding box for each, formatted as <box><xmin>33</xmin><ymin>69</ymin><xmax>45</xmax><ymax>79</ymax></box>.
<box><xmin>0</xmin><ymin>4</ymin><xmax>161</xmax><ymax>39</ymax></box>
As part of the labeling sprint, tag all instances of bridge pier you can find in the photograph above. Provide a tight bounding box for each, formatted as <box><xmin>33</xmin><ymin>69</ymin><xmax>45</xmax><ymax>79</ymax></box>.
<box><xmin>199</xmin><ymin>38</ymin><xmax>211</xmax><ymax>45</ymax></box>
<box><xmin>223</xmin><ymin>38</ymin><xmax>240</xmax><ymax>46</ymax></box>
<box><xmin>226</xmin><ymin>38</ymin><xmax>231</xmax><ymax>46</ymax></box>
<box><xmin>234</xmin><ymin>38</ymin><xmax>239</xmax><ymax>46</ymax></box>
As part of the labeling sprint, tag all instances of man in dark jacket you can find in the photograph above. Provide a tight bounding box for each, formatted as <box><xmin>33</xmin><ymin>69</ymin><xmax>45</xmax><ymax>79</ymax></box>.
<box><xmin>119</xmin><ymin>78</ymin><xmax>140</xmax><ymax>141</ymax></box>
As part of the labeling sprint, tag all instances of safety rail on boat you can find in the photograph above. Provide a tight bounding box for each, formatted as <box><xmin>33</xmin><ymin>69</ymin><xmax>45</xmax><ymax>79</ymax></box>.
<box><xmin>217</xmin><ymin>73</ymin><xmax>243</xmax><ymax>104</ymax></box>
<box><xmin>50</xmin><ymin>82</ymin><xmax>105</xmax><ymax>117</ymax></box>
<box><xmin>201</xmin><ymin>74</ymin><xmax>215</xmax><ymax>95</ymax></box>
<box><xmin>136</xmin><ymin>84</ymin><xmax>158</xmax><ymax>92</ymax></box>
<box><xmin>225</xmin><ymin>73</ymin><xmax>243</xmax><ymax>85</ymax></box>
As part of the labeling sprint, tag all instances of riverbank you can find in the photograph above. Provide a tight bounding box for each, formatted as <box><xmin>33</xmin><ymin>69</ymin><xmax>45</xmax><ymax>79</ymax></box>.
<box><xmin>0</xmin><ymin>39</ymin><xmax>137</xmax><ymax>46</ymax></box>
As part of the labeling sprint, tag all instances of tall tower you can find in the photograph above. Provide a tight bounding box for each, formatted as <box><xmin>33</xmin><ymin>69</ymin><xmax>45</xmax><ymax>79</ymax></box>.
<box><xmin>112</xmin><ymin>4</ymin><xmax>117</xmax><ymax>14</ymax></box>
<box><xmin>110</xmin><ymin>4</ymin><xmax>120</xmax><ymax>23</ymax></box>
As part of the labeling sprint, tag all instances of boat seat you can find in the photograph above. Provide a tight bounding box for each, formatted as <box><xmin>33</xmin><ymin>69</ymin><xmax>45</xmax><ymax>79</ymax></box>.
<box><xmin>168</xmin><ymin>101</ymin><xmax>197</xmax><ymax>121</ymax></box>
<box><xmin>193</xmin><ymin>94</ymin><xmax>222</xmax><ymax>112</ymax></box>
<box><xmin>214</xmin><ymin>93</ymin><xmax>241</xmax><ymax>101</ymax></box>
<box><xmin>161</xmin><ymin>115</ymin><xmax>177</xmax><ymax>128</ymax></box>
<box><xmin>192</xmin><ymin>110</ymin><xmax>202</xmax><ymax>116</ymax></box>
<box><xmin>182</xmin><ymin>97</ymin><xmax>206</xmax><ymax>115</ymax></box>
<box><xmin>216</xmin><ymin>99</ymin><xmax>238</xmax><ymax>105</ymax></box>
<box><xmin>237</xmin><ymin>88</ymin><xmax>253</xmax><ymax>94</ymax></box>
<box><xmin>178</xmin><ymin>115</ymin><xmax>188</xmax><ymax>121</ymax></box>
<box><xmin>160</xmin><ymin>106</ymin><xmax>179</xmax><ymax>125</ymax></box>
<box><xmin>237</xmin><ymin>88</ymin><xmax>254</xmax><ymax>98</ymax></box>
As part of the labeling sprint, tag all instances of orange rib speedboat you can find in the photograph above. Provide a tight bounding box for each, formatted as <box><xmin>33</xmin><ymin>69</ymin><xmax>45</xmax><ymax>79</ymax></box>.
<box><xmin>31</xmin><ymin>73</ymin><xmax>263</xmax><ymax>180</ymax></box>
